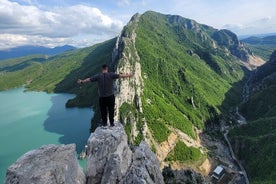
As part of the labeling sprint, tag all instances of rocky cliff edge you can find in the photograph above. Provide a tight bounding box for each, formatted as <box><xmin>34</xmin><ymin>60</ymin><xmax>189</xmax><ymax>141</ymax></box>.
<box><xmin>4</xmin><ymin>144</ymin><xmax>86</xmax><ymax>184</ymax></box>
<box><xmin>5</xmin><ymin>123</ymin><xmax>164</xmax><ymax>184</ymax></box>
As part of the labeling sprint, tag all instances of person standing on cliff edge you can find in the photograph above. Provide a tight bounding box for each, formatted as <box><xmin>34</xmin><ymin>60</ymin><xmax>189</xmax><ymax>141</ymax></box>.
<box><xmin>77</xmin><ymin>64</ymin><xmax>133</xmax><ymax>127</ymax></box>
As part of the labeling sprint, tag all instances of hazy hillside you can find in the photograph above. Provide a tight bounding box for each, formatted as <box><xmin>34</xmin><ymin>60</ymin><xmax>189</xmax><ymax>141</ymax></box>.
<box><xmin>241</xmin><ymin>35</ymin><xmax>276</xmax><ymax>61</ymax></box>
<box><xmin>229</xmin><ymin>50</ymin><xmax>276</xmax><ymax>184</ymax></box>
<box><xmin>242</xmin><ymin>35</ymin><xmax>276</xmax><ymax>45</ymax></box>
<box><xmin>0</xmin><ymin>45</ymin><xmax>76</xmax><ymax>60</ymax></box>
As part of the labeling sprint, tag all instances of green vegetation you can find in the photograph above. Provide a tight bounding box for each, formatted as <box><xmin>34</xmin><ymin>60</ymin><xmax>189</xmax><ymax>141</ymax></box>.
<box><xmin>120</xmin><ymin>102</ymin><xmax>145</xmax><ymax>145</ymax></box>
<box><xmin>244</xmin><ymin>43</ymin><xmax>276</xmax><ymax>61</ymax></box>
<box><xmin>0</xmin><ymin>39</ymin><xmax>116</xmax><ymax>96</ymax></box>
<box><xmin>166</xmin><ymin>141</ymin><xmax>204</xmax><ymax>164</ymax></box>
<box><xmin>229</xmin><ymin>117</ymin><xmax>276</xmax><ymax>184</ymax></box>
<box><xmin>230</xmin><ymin>51</ymin><xmax>276</xmax><ymax>184</ymax></box>
<box><xmin>135</xmin><ymin>11</ymin><xmax>245</xmax><ymax>143</ymax></box>
<box><xmin>241</xmin><ymin>35</ymin><xmax>276</xmax><ymax>61</ymax></box>
<box><xmin>240</xmin><ymin>85</ymin><xmax>276</xmax><ymax>120</ymax></box>
<box><xmin>0</xmin><ymin>55</ymin><xmax>46</xmax><ymax>90</ymax></box>
<box><xmin>0</xmin><ymin>38</ymin><xmax>117</xmax><ymax>130</ymax></box>
<box><xmin>2</xmin><ymin>11</ymin><xmax>261</xmax><ymax>170</ymax></box>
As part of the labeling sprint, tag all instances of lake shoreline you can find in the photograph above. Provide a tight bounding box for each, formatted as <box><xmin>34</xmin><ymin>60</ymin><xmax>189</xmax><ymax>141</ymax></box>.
<box><xmin>0</xmin><ymin>87</ymin><xmax>93</xmax><ymax>182</ymax></box>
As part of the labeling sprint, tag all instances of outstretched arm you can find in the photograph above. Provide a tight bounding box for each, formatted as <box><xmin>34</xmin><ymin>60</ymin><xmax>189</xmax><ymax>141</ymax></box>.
<box><xmin>77</xmin><ymin>78</ymin><xmax>91</xmax><ymax>84</ymax></box>
<box><xmin>119</xmin><ymin>73</ymin><xmax>134</xmax><ymax>78</ymax></box>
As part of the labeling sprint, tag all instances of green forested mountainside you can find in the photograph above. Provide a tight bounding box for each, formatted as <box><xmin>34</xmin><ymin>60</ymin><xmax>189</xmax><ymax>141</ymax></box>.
<box><xmin>0</xmin><ymin>38</ymin><xmax>116</xmax><ymax>109</ymax></box>
<box><xmin>229</xmin><ymin>117</ymin><xmax>276</xmax><ymax>184</ymax></box>
<box><xmin>230</xmin><ymin>50</ymin><xmax>276</xmax><ymax>184</ymax></box>
<box><xmin>0</xmin><ymin>38</ymin><xmax>116</xmax><ymax>130</ymax></box>
<box><xmin>0</xmin><ymin>39</ymin><xmax>116</xmax><ymax>94</ymax></box>
<box><xmin>0</xmin><ymin>55</ymin><xmax>46</xmax><ymax>90</ymax></box>
<box><xmin>240</xmin><ymin>50</ymin><xmax>276</xmax><ymax>121</ymax></box>
<box><xmin>134</xmin><ymin>11</ymin><xmax>246</xmax><ymax>144</ymax></box>
<box><xmin>240</xmin><ymin>85</ymin><xmax>276</xmax><ymax>120</ymax></box>
<box><xmin>242</xmin><ymin>35</ymin><xmax>276</xmax><ymax>45</ymax></box>
<box><xmin>241</xmin><ymin>35</ymin><xmax>276</xmax><ymax>61</ymax></box>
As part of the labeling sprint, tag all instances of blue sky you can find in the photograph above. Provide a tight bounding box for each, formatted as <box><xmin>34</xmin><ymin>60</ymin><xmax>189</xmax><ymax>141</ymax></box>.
<box><xmin>0</xmin><ymin>0</ymin><xmax>275</xmax><ymax>50</ymax></box>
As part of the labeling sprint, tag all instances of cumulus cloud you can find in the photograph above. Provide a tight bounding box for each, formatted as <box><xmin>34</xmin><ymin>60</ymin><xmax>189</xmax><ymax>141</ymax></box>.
<box><xmin>0</xmin><ymin>33</ymin><xmax>70</xmax><ymax>50</ymax></box>
<box><xmin>0</xmin><ymin>0</ymin><xmax>124</xmax><ymax>49</ymax></box>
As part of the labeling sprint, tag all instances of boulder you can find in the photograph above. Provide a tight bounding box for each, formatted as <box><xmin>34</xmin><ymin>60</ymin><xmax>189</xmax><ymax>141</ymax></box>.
<box><xmin>86</xmin><ymin>123</ymin><xmax>132</xmax><ymax>184</ymax></box>
<box><xmin>162</xmin><ymin>166</ymin><xmax>206</xmax><ymax>184</ymax></box>
<box><xmin>86</xmin><ymin>123</ymin><xmax>164</xmax><ymax>184</ymax></box>
<box><xmin>4</xmin><ymin>144</ymin><xmax>86</xmax><ymax>184</ymax></box>
<box><xmin>121</xmin><ymin>142</ymin><xmax>164</xmax><ymax>184</ymax></box>
<box><xmin>5</xmin><ymin>122</ymin><xmax>164</xmax><ymax>184</ymax></box>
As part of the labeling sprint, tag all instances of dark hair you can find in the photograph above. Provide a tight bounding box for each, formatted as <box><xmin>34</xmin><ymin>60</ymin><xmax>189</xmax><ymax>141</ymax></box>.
<box><xmin>102</xmin><ymin>64</ymin><xmax>108</xmax><ymax>69</ymax></box>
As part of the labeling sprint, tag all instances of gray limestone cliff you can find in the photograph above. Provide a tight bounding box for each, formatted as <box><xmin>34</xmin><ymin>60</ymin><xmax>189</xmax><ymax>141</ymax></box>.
<box><xmin>5</xmin><ymin>123</ymin><xmax>164</xmax><ymax>184</ymax></box>
<box><xmin>86</xmin><ymin>123</ymin><xmax>164</xmax><ymax>184</ymax></box>
<box><xmin>4</xmin><ymin>144</ymin><xmax>86</xmax><ymax>184</ymax></box>
<box><xmin>111</xmin><ymin>13</ymin><xmax>145</xmax><ymax>144</ymax></box>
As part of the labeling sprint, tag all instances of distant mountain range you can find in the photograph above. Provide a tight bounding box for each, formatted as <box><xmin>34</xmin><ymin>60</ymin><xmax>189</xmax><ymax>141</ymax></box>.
<box><xmin>0</xmin><ymin>45</ymin><xmax>76</xmax><ymax>60</ymax></box>
<box><xmin>240</xmin><ymin>35</ymin><xmax>276</xmax><ymax>61</ymax></box>
<box><xmin>241</xmin><ymin>35</ymin><xmax>276</xmax><ymax>45</ymax></box>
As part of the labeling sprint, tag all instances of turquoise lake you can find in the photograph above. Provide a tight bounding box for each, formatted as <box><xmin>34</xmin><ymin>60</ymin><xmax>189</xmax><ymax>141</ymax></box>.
<box><xmin>0</xmin><ymin>88</ymin><xmax>93</xmax><ymax>183</ymax></box>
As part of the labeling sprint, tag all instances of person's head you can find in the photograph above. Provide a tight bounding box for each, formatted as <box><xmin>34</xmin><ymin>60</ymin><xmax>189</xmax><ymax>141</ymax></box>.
<box><xmin>102</xmin><ymin>64</ymin><xmax>108</xmax><ymax>73</ymax></box>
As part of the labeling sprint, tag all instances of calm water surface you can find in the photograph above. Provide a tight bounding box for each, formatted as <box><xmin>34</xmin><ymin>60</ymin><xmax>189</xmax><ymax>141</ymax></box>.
<box><xmin>0</xmin><ymin>88</ymin><xmax>93</xmax><ymax>182</ymax></box>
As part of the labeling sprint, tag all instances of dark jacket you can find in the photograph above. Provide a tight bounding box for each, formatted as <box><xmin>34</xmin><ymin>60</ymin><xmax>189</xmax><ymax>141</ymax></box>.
<box><xmin>90</xmin><ymin>72</ymin><xmax>119</xmax><ymax>97</ymax></box>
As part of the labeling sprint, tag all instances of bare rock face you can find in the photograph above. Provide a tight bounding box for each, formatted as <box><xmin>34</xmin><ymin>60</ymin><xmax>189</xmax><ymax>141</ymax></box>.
<box><xmin>86</xmin><ymin>123</ymin><xmax>133</xmax><ymax>184</ymax></box>
<box><xmin>86</xmin><ymin>123</ymin><xmax>164</xmax><ymax>184</ymax></box>
<box><xmin>4</xmin><ymin>144</ymin><xmax>86</xmax><ymax>184</ymax></box>
<box><xmin>121</xmin><ymin>142</ymin><xmax>165</xmax><ymax>184</ymax></box>
<box><xmin>162</xmin><ymin>166</ymin><xmax>206</xmax><ymax>184</ymax></box>
<box><xmin>5</xmin><ymin>123</ymin><xmax>164</xmax><ymax>184</ymax></box>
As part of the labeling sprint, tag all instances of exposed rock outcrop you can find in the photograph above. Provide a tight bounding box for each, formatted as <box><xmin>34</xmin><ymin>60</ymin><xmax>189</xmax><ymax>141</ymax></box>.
<box><xmin>5</xmin><ymin>123</ymin><xmax>164</xmax><ymax>184</ymax></box>
<box><xmin>162</xmin><ymin>166</ymin><xmax>207</xmax><ymax>184</ymax></box>
<box><xmin>112</xmin><ymin>13</ymin><xmax>145</xmax><ymax>144</ymax></box>
<box><xmin>121</xmin><ymin>141</ymin><xmax>164</xmax><ymax>184</ymax></box>
<box><xmin>86</xmin><ymin>123</ymin><xmax>132</xmax><ymax>184</ymax></box>
<box><xmin>86</xmin><ymin>123</ymin><xmax>164</xmax><ymax>184</ymax></box>
<box><xmin>4</xmin><ymin>144</ymin><xmax>86</xmax><ymax>184</ymax></box>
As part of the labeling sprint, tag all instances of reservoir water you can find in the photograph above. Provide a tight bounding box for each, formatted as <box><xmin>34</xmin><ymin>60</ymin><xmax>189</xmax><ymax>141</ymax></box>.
<box><xmin>0</xmin><ymin>88</ymin><xmax>93</xmax><ymax>183</ymax></box>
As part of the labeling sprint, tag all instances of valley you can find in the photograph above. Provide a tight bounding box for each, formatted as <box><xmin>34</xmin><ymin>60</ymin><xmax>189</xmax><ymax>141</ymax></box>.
<box><xmin>1</xmin><ymin>11</ymin><xmax>275</xmax><ymax>184</ymax></box>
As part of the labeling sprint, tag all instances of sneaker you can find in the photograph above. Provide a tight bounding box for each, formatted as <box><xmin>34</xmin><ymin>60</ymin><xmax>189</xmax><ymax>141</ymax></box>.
<box><xmin>110</xmin><ymin>122</ymin><xmax>115</xmax><ymax>127</ymax></box>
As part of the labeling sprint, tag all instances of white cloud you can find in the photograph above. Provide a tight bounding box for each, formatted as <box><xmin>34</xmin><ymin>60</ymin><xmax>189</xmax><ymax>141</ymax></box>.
<box><xmin>0</xmin><ymin>0</ymin><xmax>123</xmax><ymax>49</ymax></box>
<box><xmin>0</xmin><ymin>34</ymin><xmax>69</xmax><ymax>50</ymax></box>
<box><xmin>1</xmin><ymin>0</ymin><xmax>276</xmax><ymax>50</ymax></box>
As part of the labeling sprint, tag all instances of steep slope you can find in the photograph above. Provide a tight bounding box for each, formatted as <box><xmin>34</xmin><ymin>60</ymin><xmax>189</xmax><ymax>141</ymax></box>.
<box><xmin>229</xmin><ymin>51</ymin><xmax>276</xmax><ymax>184</ymax></box>
<box><xmin>112</xmin><ymin>11</ymin><xmax>254</xmax><ymax>173</ymax></box>
<box><xmin>0</xmin><ymin>40</ymin><xmax>115</xmax><ymax>93</ymax></box>
<box><xmin>241</xmin><ymin>50</ymin><xmax>276</xmax><ymax>120</ymax></box>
